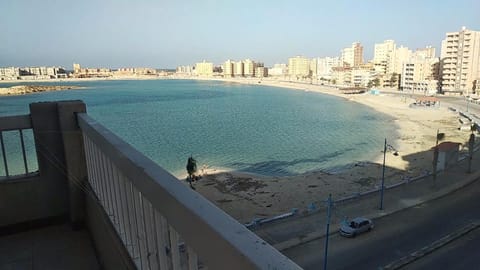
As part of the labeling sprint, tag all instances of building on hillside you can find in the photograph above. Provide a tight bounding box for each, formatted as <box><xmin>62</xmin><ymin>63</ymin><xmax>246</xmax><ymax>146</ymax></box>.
<box><xmin>288</xmin><ymin>56</ymin><xmax>311</xmax><ymax>78</ymax></box>
<box><xmin>341</xmin><ymin>42</ymin><xmax>363</xmax><ymax>67</ymax></box>
<box><xmin>195</xmin><ymin>61</ymin><xmax>214</xmax><ymax>77</ymax></box>
<box><xmin>440</xmin><ymin>26</ymin><xmax>480</xmax><ymax>95</ymax></box>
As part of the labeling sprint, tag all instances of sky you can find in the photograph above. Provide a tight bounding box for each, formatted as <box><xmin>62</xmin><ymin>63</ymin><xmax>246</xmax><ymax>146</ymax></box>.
<box><xmin>1</xmin><ymin>0</ymin><xmax>479</xmax><ymax>69</ymax></box>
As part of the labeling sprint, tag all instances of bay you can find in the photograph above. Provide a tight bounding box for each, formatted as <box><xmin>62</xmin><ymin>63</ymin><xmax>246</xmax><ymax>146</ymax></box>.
<box><xmin>0</xmin><ymin>79</ymin><xmax>396</xmax><ymax>177</ymax></box>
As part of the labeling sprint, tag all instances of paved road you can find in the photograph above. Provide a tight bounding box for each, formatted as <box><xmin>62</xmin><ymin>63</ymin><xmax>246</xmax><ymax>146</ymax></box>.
<box><xmin>406</xmin><ymin>227</ymin><xmax>480</xmax><ymax>270</ymax></box>
<box><xmin>283</xmin><ymin>178</ymin><xmax>480</xmax><ymax>270</ymax></box>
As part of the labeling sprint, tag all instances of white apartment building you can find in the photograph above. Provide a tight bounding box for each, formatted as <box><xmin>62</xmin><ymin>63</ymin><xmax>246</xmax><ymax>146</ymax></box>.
<box><xmin>268</xmin><ymin>64</ymin><xmax>288</xmax><ymax>77</ymax></box>
<box><xmin>374</xmin><ymin>40</ymin><xmax>396</xmax><ymax>74</ymax></box>
<box><xmin>195</xmin><ymin>61</ymin><xmax>214</xmax><ymax>76</ymax></box>
<box><xmin>234</xmin><ymin>61</ymin><xmax>244</xmax><ymax>77</ymax></box>
<box><xmin>401</xmin><ymin>56</ymin><xmax>440</xmax><ymax>94</ymax></box>
<box><xmin>440</xmin><ymin>27</ymin><xmax>480</xmax><ymax>95</ymax></box>
<box><xmin>341</xmin><ymin>42</ymin><xmax>363</xmax><ymax>67</ymax></box>
<box><xmin>243</xmin><ymin>59</ymin><xmax>255</xmax><ymax>77</ymax></box>
<box><xmin>288</xmin><ymin>56</ymin><xmax>311</xmax><ymax>78</ymax></box>
<box><xmin>316</xmin><ymin>57</ymin><xmax>341</xmax><ymax>79</ymax></box>
<box><xmin>352</xmin><ymin>67</ymin><xmax>376</xmax><ymax>87</ymax></box>
<box><xmin>0</xmin><ymin>67</ymin><xmax>20</xmax><ymax>80</ymax></box>
<box><xmin>176</xmin><ymin>65</ymin><xmax>194</xmax><ymax>75</ymax></box>
<box><xmin>223</xmin><ymin>60</ymin><xmax>234</xmax><ymax>77</ymax></box>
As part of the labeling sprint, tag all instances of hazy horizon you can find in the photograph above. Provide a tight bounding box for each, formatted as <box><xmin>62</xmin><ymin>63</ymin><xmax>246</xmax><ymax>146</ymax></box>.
<box><xmin>1</xmin><ymin>0</ymin><xmax>479</xmax><ymax>69</ymax></box>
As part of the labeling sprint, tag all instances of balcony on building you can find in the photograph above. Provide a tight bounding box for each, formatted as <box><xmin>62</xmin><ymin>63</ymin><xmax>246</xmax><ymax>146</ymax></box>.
<box><xmin>0</xmin><ymin>101</ymin><xmax>301</xmax><ymax>270</ymax></box>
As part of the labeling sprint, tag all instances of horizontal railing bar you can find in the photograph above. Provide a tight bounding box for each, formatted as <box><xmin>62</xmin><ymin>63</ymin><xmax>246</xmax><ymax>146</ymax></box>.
<box><xmin>77</xmin><ymin>113</ymin><xmax>301</xmax><ymax>270</ymax></box>
<box><xmin>0</xmin><ymin>115</ymin><xmax>32</xmax><ymax>131</ymax></box>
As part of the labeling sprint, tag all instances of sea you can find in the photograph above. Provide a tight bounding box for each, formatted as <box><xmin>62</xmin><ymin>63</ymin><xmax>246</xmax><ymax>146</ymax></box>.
<box><xmin>0</xmin><ymin>79</ymin><xmax>397</xmax><ymax>178</ymax></box>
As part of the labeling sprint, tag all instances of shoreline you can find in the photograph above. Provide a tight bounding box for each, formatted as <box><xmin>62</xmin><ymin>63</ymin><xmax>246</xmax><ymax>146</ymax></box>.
<box><xmin>0</xmin><ymin>76</ymin><xmax>470</xmax><ymax>222</ymax></box>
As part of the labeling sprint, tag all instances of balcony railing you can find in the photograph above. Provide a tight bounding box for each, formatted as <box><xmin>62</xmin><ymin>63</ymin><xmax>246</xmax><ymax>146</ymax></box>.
<box><xmin>77</xmin><ymin>112</ymin><xmax>301</xmax><ymax>270</ymax></box>
<box><xmin>0</xmin><ymin>114</ymin><xmax>38</xmax><ymax>179</ymax></box>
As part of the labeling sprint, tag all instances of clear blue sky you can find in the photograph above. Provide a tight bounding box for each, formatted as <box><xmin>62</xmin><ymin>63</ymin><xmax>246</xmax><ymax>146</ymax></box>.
<box><xmin>1</xmin><ymin>0</ymin><xmax>478</xmax><ymax>69</ymax></box>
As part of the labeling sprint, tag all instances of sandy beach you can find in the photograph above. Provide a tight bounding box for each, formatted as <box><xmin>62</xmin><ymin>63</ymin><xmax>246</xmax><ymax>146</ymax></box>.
<box><xmin>187</xmin><ymin>78</ymin><xmax>471</xmax><ymax>223</ymax></box>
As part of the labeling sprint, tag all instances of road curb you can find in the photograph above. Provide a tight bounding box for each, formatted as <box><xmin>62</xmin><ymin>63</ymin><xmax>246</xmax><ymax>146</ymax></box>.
<box><xmin>275</xmin><ymin>171</ymin><xmax>480</xmax><ymax>251</ymax></box>
<box><xmin>381</xmin><ymin>222</ymin><xmax>480</xmax><ymax>269</ymax></box>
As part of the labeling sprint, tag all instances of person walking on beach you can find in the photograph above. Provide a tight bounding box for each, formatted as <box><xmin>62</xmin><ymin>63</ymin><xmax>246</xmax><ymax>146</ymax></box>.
<box><xmin>186</xmin><ymin>156</ymin><xmax>197</xmax><ymax>189</ymax></box>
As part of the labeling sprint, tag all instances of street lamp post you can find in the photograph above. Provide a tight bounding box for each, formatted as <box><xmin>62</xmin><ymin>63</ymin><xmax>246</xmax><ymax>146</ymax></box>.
<box><xmin>323</xmin><ymin>194</ymin><xmax>332</xmax><ymax>270</ymax></box>
<box><xmin>379</xmin><ymin>138</ymin><xmax>387</xmax><ymax>210</ymax></box>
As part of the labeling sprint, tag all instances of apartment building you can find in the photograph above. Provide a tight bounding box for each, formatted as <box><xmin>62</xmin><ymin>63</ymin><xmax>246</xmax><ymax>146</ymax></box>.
<box><xmin>288</xmin><ymin>56</ymin><xmax>311</xmax><ymax>78</ymax></box>
<box><xmin>440</xmin><ymin>27</ymin><xmax>480</xmax><ymax>95</ymax></box>
<box><xmin>374</xmin><ymin>40</ymin><xmax>396</xmax><ymax>74</ymax></box>
<box><xmin>401</xmin><ymin>57</ymin><xmax>440</xmax><ymax>94</ymax></box>
<box><xmin>223</xmin><ymin>60</ymin><xmax>234</xmax><ymax>77</ymax></box>
<box><xmin>195</xmin><ymin>61</ymin><xmax>214</xmax><ymax>76</ymax></box>
<box><xmin>316</xmin><ymin>57</ymin><xmax>341</xmax><ymax>79</ymax></box>
<box><xmin>268</xmin><ymin>64</ymin><xmax>288</xmax><ymax>77</ymax></box>
<box><xmin>234</xmin><ymin>61</ymin><xmax>244</xmax><ymax>77</ymax></box>
<box><xmin>341</xmin><ymin>42</ymin><xmax>363</xmax><ymax>67</ymax></box>
<box><xmin>243</xmin><ymin>59</ymin><xmax>255</xmax><ymax>77</ymax></box>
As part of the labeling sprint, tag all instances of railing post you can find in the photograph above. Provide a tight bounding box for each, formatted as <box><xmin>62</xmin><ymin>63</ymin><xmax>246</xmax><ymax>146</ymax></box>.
<box><xmin>57</xmin><ymin>101</ymin><xmax>88</xmax><ymax>229</ymax></box>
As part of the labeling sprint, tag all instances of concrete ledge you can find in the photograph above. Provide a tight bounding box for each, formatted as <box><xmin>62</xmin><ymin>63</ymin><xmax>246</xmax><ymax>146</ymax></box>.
<box><xmin>381</xmin><ymin>222</ymin><xmax>480</xmax><ymax>270</ymax></box>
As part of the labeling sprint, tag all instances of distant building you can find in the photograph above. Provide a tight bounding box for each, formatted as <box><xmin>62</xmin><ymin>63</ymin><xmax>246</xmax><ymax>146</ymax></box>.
<box><xmin>234</xmin><ymin>61</ymin><xmax>244</xmax><ymax>77</ymax></box>
<box><xmin>331</xmin><ymin>66</ymin><xmax>352</xmax><ymax>86</ymax></box>
<box><xmin>176</xmin><ymin>65</ymin><xmax>194</xmax><ymax>75</ymax></box>
<box><xmin>72</xmin><ymin>63</ymin><xmax>111</xmax><ymax>78</ymax></box>
<box><xmin>223</xmin><ymin>60</ymin><xmax>234</xmax><ymax>77</ymax></box>
<box><xmin>440</xmin><ymin>27</ymin><xmax>480</xmax><ymax>95</ymax></box>
<box><xmin>316</xmin><ymin>57</ymin><xmax>341</xmax><ymax>79</ymax></box>
<box><xmin>288</xmin><ymin>56</ymin><xmax>311</xmax><ymax>78</ymax></box>
<box><xmin>255</xmin><ymin>66</ymin><xmax>268</xmax><ymax>78</ymax></box>
<box><xmin>195</xmin><ymin>61</ymin><xmax>214</xmax><ymax>77</ymax></box>
<box><xmin>0</xmin><ymin>67</ymin><xmax>20</xmax><ymax>80</ymax></box>
<box><xmin>268</xmin><ymin>64</ymin><xmax>288</xmax><ymax>77</ymax></box>
<box><xmin>243</xmin><ymin>59</ymin><xmax>255</xmax><ymax>77</ymax></box>
<box><xmin>401</xmin><ymin>56</ymin><xmax>440</xmax><ymax>94</ymax></box>
<box><xmin>341</xmin><ymin>42</ymin><xmax>363</xmax><ymax>67</ymax></box>
<box><xmin>374</xmin><ymin>40</ymin><xmax>396</xmax><ymax>74</ymax></box>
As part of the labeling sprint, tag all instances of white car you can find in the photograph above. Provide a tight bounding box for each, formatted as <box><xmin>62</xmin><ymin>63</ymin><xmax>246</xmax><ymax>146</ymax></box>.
<box><xmin>340</xmin><ymin>217</ymin><xmax>374</xmax><ymax>237</ymax></box>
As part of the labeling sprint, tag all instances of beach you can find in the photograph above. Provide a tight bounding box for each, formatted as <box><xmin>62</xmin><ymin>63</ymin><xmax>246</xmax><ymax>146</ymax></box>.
<box><xmin>1</xmin><ymin>76</ymin><xmax>470</xmax><ymax>223</ymax></box>
<box><xmin>188</xmin><ymin>78</ymin><xmax>470</xmax><ymax>223</ymax></box>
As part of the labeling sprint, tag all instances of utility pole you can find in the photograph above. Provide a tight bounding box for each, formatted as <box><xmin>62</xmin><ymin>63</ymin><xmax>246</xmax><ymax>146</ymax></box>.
<box><xmin>468</xmin><ymin>131</ymin><xmax>475</xmax><ymax>173</ymax></box>
<box><xmin>380</xmin><ymin>138</ymin><xmax>387</xmax><ymax>210</ymax></box>
<box><xmin>323</xmin><ymin>194</ymin><xmax>332</xmax><ymax>270</ymax></box>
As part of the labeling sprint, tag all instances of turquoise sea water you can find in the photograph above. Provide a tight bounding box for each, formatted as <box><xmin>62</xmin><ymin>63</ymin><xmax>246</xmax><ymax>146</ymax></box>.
<box><xmin>0</xmin><ymin>79</ymin><xmax>397</xmax><ymax>177</ymax></box>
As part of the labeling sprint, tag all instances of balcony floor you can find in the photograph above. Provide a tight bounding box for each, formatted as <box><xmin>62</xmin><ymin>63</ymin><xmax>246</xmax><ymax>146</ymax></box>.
<box><xmin>0</xmin><ymin>224</ymin><xmax>100</xmax><ymax>270</ymax></box>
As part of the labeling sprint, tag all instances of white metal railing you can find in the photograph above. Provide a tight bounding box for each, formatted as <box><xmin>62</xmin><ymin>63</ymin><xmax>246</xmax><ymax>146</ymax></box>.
<box><xmin>78</xmin><ymin>113</ymin><xmax>301</xmax><ymax>270</ymax></box>
<box><xmin>0</xmin><ymin>114</ymin><xmax>38</xmax><ymax>178</ymax></box>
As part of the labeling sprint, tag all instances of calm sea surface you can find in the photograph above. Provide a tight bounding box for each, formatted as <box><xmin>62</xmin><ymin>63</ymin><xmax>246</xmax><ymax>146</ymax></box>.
<box><xmin>0</xmin><ymin>79</ymin><xmax>397</xmax><ymax>177</ymax></box>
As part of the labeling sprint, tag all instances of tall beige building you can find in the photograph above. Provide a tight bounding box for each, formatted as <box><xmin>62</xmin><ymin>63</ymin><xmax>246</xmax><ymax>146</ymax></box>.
<box><xmin>374</xmin><ymin>40</ymin><xmax>396</xmax><ymax>74</ymax></box>
<box><xmin>195</xmin><ymin>61</ymin><xmax>213</xmax><ymax>76</ymax></box>
<box><xmin>234</xmin><ymin>61</ymin><xmax>244</xmax><ymax>77</ymax></box>
<box><xmin>288</xmin><ymin>56</ymin><xmax>311</xmax><ymax>78</ymax></box>
<box><xmin>440</xmin><ymin>27</ymin><xmax>480</xmax><ymax>94</ymax></box>
<box><xmin>401</xmin><ymin>56</ymin><xmax>440</xmax><ymax>94</ymax></box>
<box><xmin>243</xmin><ymin>59</ymin><xmax>255</xmax><ymax>77</ymax></box>
<box><xmin>341</xmin><ymin>42</ymin><xmax>363</xmax><ymax>67</ymax></box>
<box><xmin>224</xmin><ymin>60</ymin><xmax>234</xmax><ymax>77</ymax></box>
